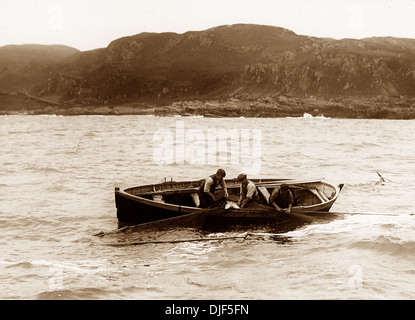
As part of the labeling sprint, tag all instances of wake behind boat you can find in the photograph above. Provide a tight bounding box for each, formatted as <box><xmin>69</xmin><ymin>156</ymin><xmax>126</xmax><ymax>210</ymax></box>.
<box><xmin>115</xmin><ymin>178</ymin><xmax>344</xmax><ymax>231</ymax></box>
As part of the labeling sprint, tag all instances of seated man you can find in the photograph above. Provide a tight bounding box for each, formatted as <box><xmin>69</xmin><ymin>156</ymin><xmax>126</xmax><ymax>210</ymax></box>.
<box><xmin>237</xmin><ymin>173</ymin><xmax>260</xmax><ymax>208</ymax></box>
<box><xmin>198</xmin><ymin>169</ymin><xmax>228</xmax><ymax>208</ymax></box>
<box><xmin>269</xmin><ymin>184</ymin><xmax>294</xmax><ymax>214</ymax></box>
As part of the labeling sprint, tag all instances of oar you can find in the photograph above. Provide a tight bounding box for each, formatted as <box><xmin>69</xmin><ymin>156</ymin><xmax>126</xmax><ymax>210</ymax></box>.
<box><xmin>108</xmin><ymin>232</ymin><xmax>300</xmax><ymax>246</ymax></box>
<box><xmin>138</xmin><ymin>179</ymin><xmax>324</xmax><ymax>196</ymax></box>
<box><xmin>109</xmin><ymin>231</ymin><xmax>297</xmax><ymax>246</ymax></box>
<box><xmin>255</xmin><ymin>178</ymin><xmax>324</xmax><ymax>187</ymax></box>
<box><xmin>108</xmin><ymin>234</ymin><xmax>248</xmax><ymax>246</ymax></box>
<box><xmin>141</xmin><ymin>187</ymin><xmax>199</xmax><ymax>196</ymax></box>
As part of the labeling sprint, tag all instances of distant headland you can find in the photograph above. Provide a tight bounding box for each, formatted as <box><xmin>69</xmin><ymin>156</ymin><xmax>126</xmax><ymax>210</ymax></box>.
<box><xmin>1</xmin><ymin>24</ymin><xmax>415</xmax><ymax>118</ymax></box>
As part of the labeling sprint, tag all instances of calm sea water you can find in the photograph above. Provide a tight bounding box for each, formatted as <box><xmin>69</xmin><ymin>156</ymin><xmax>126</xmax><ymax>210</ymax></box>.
<box><xmin>1</xmin><ymin>114</ymin><xmax>415</xmax><ymax>300</ymax></box>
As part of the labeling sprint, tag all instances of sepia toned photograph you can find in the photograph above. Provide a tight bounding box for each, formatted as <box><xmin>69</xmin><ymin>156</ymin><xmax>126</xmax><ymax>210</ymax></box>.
<box><xmin>1</xmin><ymin>0</ymin><xmax>415</xmax><ymax>304</ymax></box>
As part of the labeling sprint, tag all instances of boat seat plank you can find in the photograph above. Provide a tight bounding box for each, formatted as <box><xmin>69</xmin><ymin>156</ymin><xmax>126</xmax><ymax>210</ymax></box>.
<box><xmin>316</xmin><ymin>188</ymin><xmax>329</xmax><ymax>202</ymax></box>
<box><xmin>309</xmin><ymin>188</ymin><xmax>324</xmax><ymax>203</ymax></box>
<box><xmin>152</xmin><ymin>194</ymin><xmax>165</xmax><ymax>203</ymax></box>
<box><xmin>257</xmin><ymin>187</ymin><xmax>270</xmax><ymax>204</ymax></box>
<box><xmin>191</xmin><ymin>193</ymin><xmax>200</xmax><ymax>208</ymax></box>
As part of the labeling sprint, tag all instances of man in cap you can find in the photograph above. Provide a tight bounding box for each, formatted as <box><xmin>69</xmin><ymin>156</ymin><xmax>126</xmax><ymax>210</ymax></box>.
<box><xmin>237</xmin><ymin>173</ymin><xmax>260</xmax><ymax>208</ymax></box>
<box><xmin>198</xmin><ymin>169</ymin><xmax>229</xmax><ymax>208</ymax></box>
<box><xmin>269</xmin><ymin>184</ymin><xmax>294</xmax><ymax>213</ymax></box>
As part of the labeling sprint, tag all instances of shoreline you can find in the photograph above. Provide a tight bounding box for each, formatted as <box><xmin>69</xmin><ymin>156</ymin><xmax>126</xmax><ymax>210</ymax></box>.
<box><xmin>1</xmin><ymin>95</ymin><xmax>415</xmax><ymax>119</ymax></box>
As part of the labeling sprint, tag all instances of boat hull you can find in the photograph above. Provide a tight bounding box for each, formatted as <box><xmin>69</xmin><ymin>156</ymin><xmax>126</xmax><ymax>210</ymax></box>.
<box><xmin>201</xmin><ymin>206</ymin><xmax>306</xmax><ymax>232</ymax></box>
<box><xmin>115</xmin><ymin>188</ymin><xmax>196</xmax><ymax>225</ymax></box>
<box><xmin>115</xmin><ymin>178</ymin><xmax>343</xmax><ymax>230</ymax></box>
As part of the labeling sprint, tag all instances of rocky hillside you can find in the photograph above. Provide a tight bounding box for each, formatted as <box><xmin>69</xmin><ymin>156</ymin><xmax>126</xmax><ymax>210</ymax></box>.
<box><xmin>0</xmin><ymin>44</ymin><xmax>80</xmax><ymax>94</ymax></box>
<box><xmin>2</xmin><ymin>24</ymin><xmax>415</xmax><ymax>108</ymax></box>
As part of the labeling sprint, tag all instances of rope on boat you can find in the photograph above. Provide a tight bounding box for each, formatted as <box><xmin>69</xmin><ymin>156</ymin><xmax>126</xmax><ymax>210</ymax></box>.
<box><xmin>302</xmin><ymin>210</ymin><xmax>415</xmax><ymax>217</ymax></box>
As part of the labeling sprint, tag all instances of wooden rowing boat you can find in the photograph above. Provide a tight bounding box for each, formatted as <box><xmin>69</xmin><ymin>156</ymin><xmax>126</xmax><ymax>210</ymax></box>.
<box><xmin>115</xmin><ymin>178</ymin><xmax>344</xmax><ymax>231</ymax></box>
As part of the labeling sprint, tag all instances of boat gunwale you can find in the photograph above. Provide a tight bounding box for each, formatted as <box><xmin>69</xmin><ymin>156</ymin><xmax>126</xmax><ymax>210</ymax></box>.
<box><xmin>116</xmin><ymin>187</ymin><xmax>200</xmax><ymax>214</ymax></box>
<box><xmin>123</xmin><ymin>178</ymin><xmax>296</xmax><ymax>195</ymax></box>
<box><xmin>124</xmin><ymin>178</ymin><xmax>328</xmax><ymax>196</ymax></box>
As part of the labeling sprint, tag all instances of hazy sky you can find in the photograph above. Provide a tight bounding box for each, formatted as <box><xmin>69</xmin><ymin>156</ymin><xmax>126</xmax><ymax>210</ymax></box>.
<box><xmin>1</xmin><ymin>0</ymin><xmax>415</xmax><ymax>51</ymax></box>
